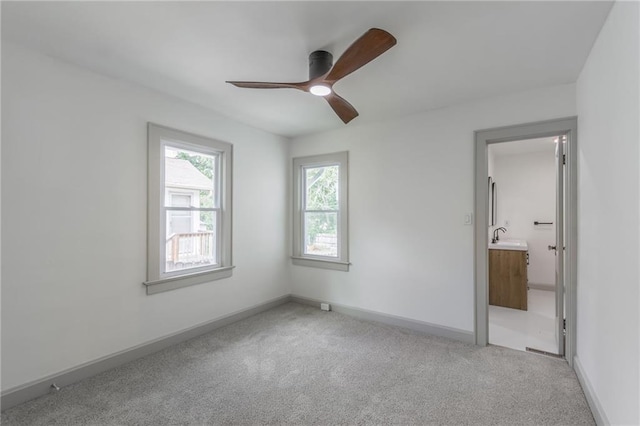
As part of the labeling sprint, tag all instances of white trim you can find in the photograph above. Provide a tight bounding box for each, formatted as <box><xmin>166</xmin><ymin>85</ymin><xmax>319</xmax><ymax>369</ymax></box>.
<box><xmin>0</xmin><ymin>295</ymin><xmax>291</xmax><ymax>410</ymax></box>
<box><xmin>0</xmin><ymin>294</ymin><xmax>476</xmax><ymax>410</ymax></box>
<box><xmin>292</xmin><ymin>151</ymin><xmax>349</xmax><ymax>270</ymax></box>
<box><xmin>528</xmin><ymin>282</ymin><xmax>555</xmax><ymax>291</ymax></box>
<box><xmin>290</xmin><ymin>257</ymin><xmax>350</xmax><ymax>272</ymax></box>
<box><xmin>291</xmin><ymin>295</ymin><xmax>474</xmax><ymax>343</ymax></box>
<box><xmin>143</xmin><ymin>266</ymin><xmax>235</xmax><ymax>295</ymax></box>
<box><xmin>147</xmin><ymin>123</ymin><xmax>233</xmax><ymax>293</ymax></box>
<box><xmin>574</xmin><ymin>355</ymin><xmax>610</xmax><ymax>425</ymax></box>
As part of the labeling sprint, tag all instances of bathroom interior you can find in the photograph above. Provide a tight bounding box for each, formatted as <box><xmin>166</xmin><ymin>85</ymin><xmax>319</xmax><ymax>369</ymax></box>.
<box><xmin>487</xmin><ymin>136</ymin><xmax>563</xmax><ymax>355</ymax></box>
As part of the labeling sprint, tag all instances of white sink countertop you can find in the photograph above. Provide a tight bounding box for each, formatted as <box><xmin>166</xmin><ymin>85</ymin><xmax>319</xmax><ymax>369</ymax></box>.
<box><xmin>488</xmin><ymin>239</ymin><xmax>528</xmax><ymax>251</ymax></box>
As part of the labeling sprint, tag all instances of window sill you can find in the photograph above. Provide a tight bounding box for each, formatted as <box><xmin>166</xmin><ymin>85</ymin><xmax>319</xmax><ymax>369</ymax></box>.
<box><xmin>291</xmin><ymin>256</ymin><xmax>350</xmax><ymax>272</ymax></box>
<box><xmin>144</xmin><ymin>266</ymin><xmax>234</xmax><ymax>295</ymax></box>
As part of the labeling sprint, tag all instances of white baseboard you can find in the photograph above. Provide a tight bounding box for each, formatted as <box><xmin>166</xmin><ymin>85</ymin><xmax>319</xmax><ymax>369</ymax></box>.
<box><xmin>1</xmin><ymin>294</ymin><xmax>292</xmax><ymax>411</ymax></box>
<box><xmin>528</xmin><ymin>282</ymin><xmax>555</xmax><ymax>291</ymax></box>
<box><xmin>2</xmin><ymin>293</ymin><xmax>479</xmax><ymax>411</ymax></box>
<box><xmin>573</xmin><ymin>355</ymin><xmax>610</xmax><ymax>425</ymax></box>
<box><xmin>291</xmin><ymin>295</ymin><xmax>474</xmax><ymax>344</ymax></box>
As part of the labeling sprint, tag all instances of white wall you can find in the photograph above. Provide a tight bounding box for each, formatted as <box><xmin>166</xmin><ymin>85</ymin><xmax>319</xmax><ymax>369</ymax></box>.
<box><xmin>290</xmin><ymin>83</ymin><xmax>576</xmax><ymax>332</ymax></box>
<box><xmin>575</xmin><ymin>1</ymin><xmax>639</xmax><ymax>424</ymax></box>
<box><xmin>492</xmin><ymin>148</ymin><xmax>556</xmax><ymax>287</ymax></box>
<box><xmin>1</xmin><ymin>42</ymin><xmax>291</xmax><ymax>391</ymax></box>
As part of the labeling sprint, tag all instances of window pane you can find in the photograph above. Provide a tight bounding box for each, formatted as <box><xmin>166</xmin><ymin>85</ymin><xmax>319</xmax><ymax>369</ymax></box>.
<box><xmin>164</xmin><ymin>146</ymin><xmax>216</xmax><ymax>208</ymax></box>
<box><xmin>305</xmin><ymin>165</ymin><xmax>338</xmax><ymax>210</ymax></box>
<box><xmin>304</xmin><ymin>212</ymin><xmax>338</xmax><ymax>257</ymax></box>
<box><xmin>171</xmin><ymin>194</ymin><xmax>191</xmax><ymax>207</ymax></box>
<box><xmin>165</xmin><ymin>210</ymin><xmax>217</xmax><ymax>273</ymax></box>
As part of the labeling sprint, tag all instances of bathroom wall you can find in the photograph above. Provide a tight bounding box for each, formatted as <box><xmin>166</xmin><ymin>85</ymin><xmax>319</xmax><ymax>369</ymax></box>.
<box><xmin>491</xmin><ymin>145</ymin><xmax>557</xmax><ymax>287</ymax></box>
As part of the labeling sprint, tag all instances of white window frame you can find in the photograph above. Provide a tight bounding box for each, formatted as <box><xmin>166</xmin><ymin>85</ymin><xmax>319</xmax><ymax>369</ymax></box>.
<box><xmin>145</xmin><ymin>123</ymin><xmax>233</xmax><ymax>294</ymax></box>
<box><xmin>292</xmin><ymin>151</ymin><xmax>349</xmax><ymax>271</ymax></box>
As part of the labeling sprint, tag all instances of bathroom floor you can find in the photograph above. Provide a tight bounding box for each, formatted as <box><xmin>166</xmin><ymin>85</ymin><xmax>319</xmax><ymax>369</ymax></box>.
<box><xmin>489</xmin><ymin>288</ymin><xmax>558</xmax><ymax>354</ymax></box>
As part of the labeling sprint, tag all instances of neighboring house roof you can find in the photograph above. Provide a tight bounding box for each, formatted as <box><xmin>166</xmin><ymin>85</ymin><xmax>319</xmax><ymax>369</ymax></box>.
<box><xmin>165</xmin><ymin>157</ymin><xmax>212</xmax><ymax>191</ymax></box>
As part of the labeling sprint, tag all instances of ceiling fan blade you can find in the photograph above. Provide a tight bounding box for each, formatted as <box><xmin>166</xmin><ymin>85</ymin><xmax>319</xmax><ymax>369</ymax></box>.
<box><xmin>226</xmin><ymin>81</ymin><xmax>307</xmax><ymax>90</ymax></box>
<box><xmin>325</xmin><ymin>93</ymin><xmax>359</xmax><ymax>124</ymax></box>
<box><xmin>325</xmin><ymin>28</ymin><xmax>397</xmax><ymax>83</ymax></box>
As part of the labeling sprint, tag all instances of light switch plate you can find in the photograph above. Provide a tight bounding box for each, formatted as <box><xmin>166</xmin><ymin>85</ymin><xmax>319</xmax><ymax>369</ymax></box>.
<box><xmin>464</xmin><ymin>213</ymin><xmax>473</xmax><ymax>225</ymax></box>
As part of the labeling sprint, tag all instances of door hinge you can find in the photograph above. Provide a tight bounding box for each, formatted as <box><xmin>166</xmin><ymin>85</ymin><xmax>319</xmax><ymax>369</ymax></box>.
<box><xmin>563</xmin><ymin>154</ymin><xmax>566</xmax><ymax>165</ymax></box>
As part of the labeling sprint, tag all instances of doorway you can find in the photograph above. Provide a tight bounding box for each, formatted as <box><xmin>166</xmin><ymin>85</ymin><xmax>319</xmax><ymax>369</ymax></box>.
<box><xmin>474</xmin><ymin>117</ymin><xmax>577</xmax><ymax>365</ymax></box>
<box><xmin>487</xmin><ymin>137</ymin><xmax>560</xmax><ymax>354</ymax></box>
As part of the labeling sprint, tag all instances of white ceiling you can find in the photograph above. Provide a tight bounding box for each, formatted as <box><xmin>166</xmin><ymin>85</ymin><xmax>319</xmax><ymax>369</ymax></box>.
<box><xmin>2</xmin><ymin>1</ymin><xmax>612</xmax><ymax>138</ymax></box>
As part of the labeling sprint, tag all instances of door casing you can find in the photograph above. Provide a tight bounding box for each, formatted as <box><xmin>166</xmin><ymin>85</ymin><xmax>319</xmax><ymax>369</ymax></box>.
<box><xmin>473</xmin><ymin>117</ymin><xmax>577</xmax><ymax>366</ymax></box>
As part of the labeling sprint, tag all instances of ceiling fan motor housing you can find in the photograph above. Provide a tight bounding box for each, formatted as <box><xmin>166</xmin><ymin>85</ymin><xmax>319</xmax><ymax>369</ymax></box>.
<box><xmin>308</xmin><ymin>50</ymin><xmax>333</xmax><ymax>80</ymax></box>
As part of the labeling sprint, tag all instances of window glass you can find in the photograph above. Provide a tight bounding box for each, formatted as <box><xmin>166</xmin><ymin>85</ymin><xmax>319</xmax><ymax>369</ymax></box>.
<box><xmin>162</xmin><ymin>145</ymin><xmax>219</xmax><ymax>274</ymax></box>
<box><xmin>304</xmin><ymin>211</ymin><xmax>338</xmax><ymax>257</ymax></box>
<box><xmin>305</xmin><ymin>165</ymin><xmax>338</xmax><ymax>210</ymax></box>
<box><xmin>164</xmin><ymin>147</ymin><xmax>215</xmax><ymax>207</ymax></box>
<box><xmin>165</xmin><ymin>211</ymin><xmax>217</xmax><ymax>273</ymax></box>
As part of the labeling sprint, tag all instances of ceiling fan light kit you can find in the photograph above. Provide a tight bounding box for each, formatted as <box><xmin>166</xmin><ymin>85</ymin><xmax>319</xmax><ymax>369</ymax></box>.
<box><xmin>226</xmin><ymin>28</ymin><xmax>397</xmax><ymax>124</ymax></box>
<box><xmin>309</xmin><ymin>85</ymin><xmax>332</xmax><ymax>96</ymax></box>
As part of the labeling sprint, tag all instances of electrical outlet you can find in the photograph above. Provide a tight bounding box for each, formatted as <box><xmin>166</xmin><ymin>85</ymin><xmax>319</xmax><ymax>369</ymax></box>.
<box><xmin>320</xmin><ymin>303</ymin><xmax>331</xmax><ymax>311</ymax></box>
<box><xmin>464</xmin><ymin>213</ymin><xmax>473</xmax><ymax>225</ymax></box>
<box><xmin>504</xmin><ymin>220</ymin><xmax>510</xmax><ymax>227</ymax></box>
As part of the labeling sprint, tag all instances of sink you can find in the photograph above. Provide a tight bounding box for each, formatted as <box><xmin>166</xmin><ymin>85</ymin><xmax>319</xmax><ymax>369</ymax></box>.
<box><xmin>488</xmin><ymin>239</ymin><xmax>528</xmax><ymax>251</ymax></box>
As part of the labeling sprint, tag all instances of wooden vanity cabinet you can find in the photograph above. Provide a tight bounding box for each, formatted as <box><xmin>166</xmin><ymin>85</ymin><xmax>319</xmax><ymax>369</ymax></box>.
<box><xmin>489</xmin><ymin>249</ymin><xmax>528</xmax><ymax>310</ymax></box>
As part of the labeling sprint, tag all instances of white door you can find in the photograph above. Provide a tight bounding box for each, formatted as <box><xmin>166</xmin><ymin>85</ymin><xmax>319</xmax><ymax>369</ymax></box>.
<box><xmin>553</xmin><ymin>136</ymin><xmax>565</xmax><ymax>356</ymax></box>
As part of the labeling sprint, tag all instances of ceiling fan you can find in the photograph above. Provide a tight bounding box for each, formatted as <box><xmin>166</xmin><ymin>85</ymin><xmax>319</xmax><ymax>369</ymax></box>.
<box><xmin>226</xmin><ymin>28</ymin><xmax>397</xmax><ymax>124</ymax></box>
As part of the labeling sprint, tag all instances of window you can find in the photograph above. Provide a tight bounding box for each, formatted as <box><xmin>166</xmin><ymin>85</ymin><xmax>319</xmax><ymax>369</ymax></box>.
<box><xmin>292</xmin><ymin>152</ymin><xmax>349</xmax><ymax>271</ymax></box>
<box><xmin>145</xmin><ymin>123</ymin><xmax>233</xmax><ymax>294</ymax></box>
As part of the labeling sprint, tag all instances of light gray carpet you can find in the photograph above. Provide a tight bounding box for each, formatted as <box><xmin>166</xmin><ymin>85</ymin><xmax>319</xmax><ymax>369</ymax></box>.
<box><xmin>2</xmin><ymin>302</ymin><xmax>594</xmax><ymax>425</ymax></box>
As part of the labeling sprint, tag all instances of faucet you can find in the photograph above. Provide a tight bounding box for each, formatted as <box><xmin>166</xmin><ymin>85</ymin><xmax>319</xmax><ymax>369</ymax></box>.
<box><xmin>492</xmin><ymin>227</ymin><xmax>507</xmax><ymax>243</ymax></box>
